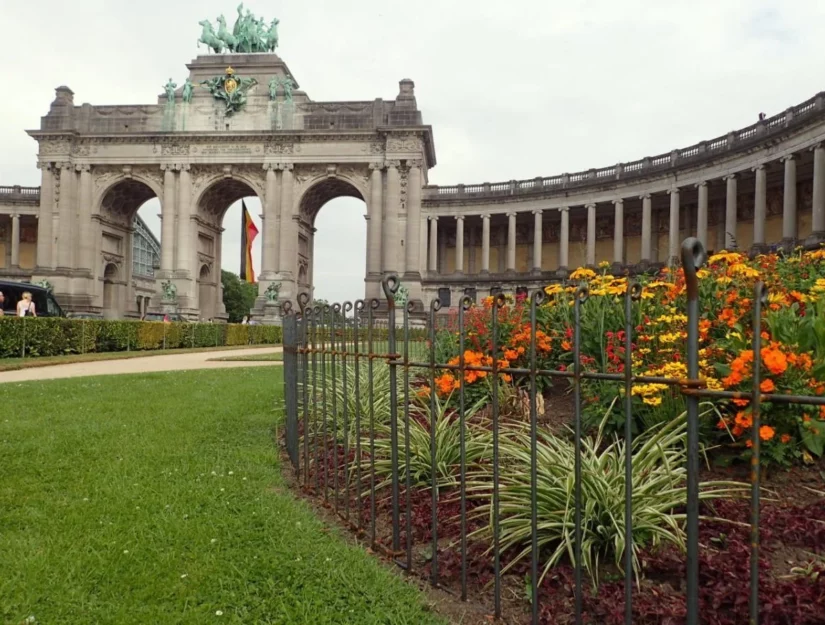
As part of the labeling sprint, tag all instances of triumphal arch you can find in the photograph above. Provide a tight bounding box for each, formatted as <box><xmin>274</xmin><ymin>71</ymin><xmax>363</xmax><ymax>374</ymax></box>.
<box><xmin>22</xmin><ymin>9</ymin><xmax>435</xmax><ymax>319</ymax></box>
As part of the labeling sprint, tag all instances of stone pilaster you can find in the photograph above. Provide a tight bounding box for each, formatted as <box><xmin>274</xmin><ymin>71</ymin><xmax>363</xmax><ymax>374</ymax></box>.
<box><xmin>586</xmin><ymin>203</ymin><xmax>596</xmax><ymax>267</ymax></box>
<box><xmin>261</xmin><ymin>163</ymin><xmax>280</xmax><ymax>280</ymax></box>
<box><xmin>696</xmin><ymin>182</ymin><xmax>708</xmax><ymax>250</ymax></box>
<box><xmin>75</xmin><ymin>164</ymin><xmax>93</xmax><ymax>273</ymax></box>
<box><xmin>752</xmin><ymin>165</ymin><xmax>767</xmax><ymax>253</ymax></box>
<box><xmin>278</xmin><ymin>163</ymin><xmax>296</xmax><ymax>299</ymax></box>
<box><xmin>481</xmin><ymin>213</ymin><xmax>490</xmax><ymax>274</ymax></box>
<box><xmin>56</xmin><ymin>162</ymin><xmax>75</xmax><ymax>271</ymax></box>
<box><xmin>160</xmin><ymin>164</ymin><xmax>176</xmax><ymax>276</ymax></box>
<box><xmin>808</xmin><ymin>144</ymin><xmax>825</xmax><ymax>245</ymax></box>
<box><xmin>640</xmin><ymin>193</ymin><xmax>652</xmax><ymax>263</ymax></box>
<box><xmin>175</xmin><ymin>164</ymin><xmax>192</xmax><ymax>278</ymax></box>
<box><xmin>455</xmin><ymin>215</ymin><xmax>465</xmax><ymax>274</ymax></box>
<box><xmin>36</xmin><ymin>162</ymin><xmax>54</xmax><ymax>270</ymax></box>
<box><xmin>668</xmin><ymin>188</ymin><xmax>680</xmax><ymax>265</ymax></box>
<box><xmin>506</xmin><ymin>211</ymin><xmax>517</xmax><ymax>271</ymax></box>
<box><xmin>724</xmin><ymin>174</ymin><xmax>738</xmax><ymax>250</ymax></box>
<box><xmin>782</xmin><ymin>154</ymin><xmax>797</xmax><ymax>247</ymax></box>
<box><xmin>405</xmin><ymin>160</ymin><xmax>422</xmax><ymax>278</ymax></box>
<box><xmin>532</xmin><ymin>209</ymin><xmax>542</xmax><ymax>272</ymax></box>
<box><xmin>383</xmin><ymin>161</ymin><xmax>400</xmax><ymax>273</ymax></box>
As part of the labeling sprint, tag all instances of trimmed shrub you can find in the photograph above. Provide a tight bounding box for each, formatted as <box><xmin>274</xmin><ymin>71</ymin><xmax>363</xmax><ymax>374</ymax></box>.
<box><xmin>0</xmin><ymin>318</ymin><xmax>281</xmax><ymax>359</ymax></box>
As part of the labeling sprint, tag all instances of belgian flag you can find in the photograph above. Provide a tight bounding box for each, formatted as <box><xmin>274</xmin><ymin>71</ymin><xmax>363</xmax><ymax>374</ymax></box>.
<box><xmin>240</xmin><ymin>201</ymin><xmax>259</xmax><ymax>283</ymax></box>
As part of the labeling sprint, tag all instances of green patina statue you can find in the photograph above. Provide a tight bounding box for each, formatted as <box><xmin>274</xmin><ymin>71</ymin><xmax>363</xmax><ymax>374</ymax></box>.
<box><xmin>161</xmin><ymin>280</ymin><xmax>177</xmax><ymax>301</ymax></box>
<box><xmin>199</xmin><ymin>4</ymin><xmax>279</xmax><ymax>54</ymax></box>
<box><xmin>264</xmin><ymin>282</ymin><xmax>281</xmax><ymax>303</ymax></box>
<box><xmin>200</xmin><ymin>67</ymin><xmax>257</xmax><ymax>115</ymax></box>
<box><xmin>163</xmin><ymin>78</ymin><xmax>177</xmax><ymax>102</ymax></box>
<box><xmin>281</xmin><ymin>76</ymin><xmax>294</xmax><ymax>102</ymax></box>
<box><xmin>268</xmin><ymin>76</ymin><xmax>279</xmax><ymax>101</ymax></box>
<box><xmin>394</xmin><ymin>283</ymin><xmax>409</xmax><ymax>307</ymax></box>
<box><xmin>182</xmin><ymin>78</ymin><xmax>194</xmax><ymax>103</ymax></box>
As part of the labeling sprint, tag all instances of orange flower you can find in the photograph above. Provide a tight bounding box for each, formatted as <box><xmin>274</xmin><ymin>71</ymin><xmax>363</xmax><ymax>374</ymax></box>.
<box><xmin>504</xmin><ymin>349</ymin><xmax>519</xmax><ymax>361</ymax></box>
<box><xmin>762</xmin><ymin>347</ymin><xmax>788</xmax><ymax>376</ymax></box>
<box><xmin>733</xmin><ymin>425</ymin><xmax>745</xmax><ymax>437</ymax></box>
<box><xmin>746</xmin><ymin>439</ymin><xmax>753</xmax><ymax>448</ymax></box>
<box><xmin>759</xmin><ymin>425</ymin><xmax>775</xmax><ymax>441</ymax></box>
<box><xmin>733</xmin><ymin>398</ymin><xmax>750</xmax><ymax>407</ymax></box>
<box><xmin>435</xmin><ymin>373</ymin><xmax>459</xmax><ymax>396</ymax></box>
<box><xmin>759</xmin><ymin>379</ymin><xmax>775</xmax><ymax>393</ymax></box>
<box><xmin>561</xmin><ymin>340</ymin><xmax>572</xmax><ymax>351</ymax></box>
<box><xmin>417</xmin><ymin>385</ymin><xmax>431</xmax><ymax>398</ymax></box>
<box><xmin>716</xmin><ymin>418</ymin><xmax>729</xmax><ymax>430</ymax></box>
<box><xmin>780</xmin><ymin>434</ymin><xmax>792</xmax><ymax>444</ymax></box>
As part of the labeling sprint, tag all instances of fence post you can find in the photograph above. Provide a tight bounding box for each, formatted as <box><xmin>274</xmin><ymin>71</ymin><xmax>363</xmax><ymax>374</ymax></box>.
<box><xmin>21</xmin><ymin>317</ymin><xmax>26</xmax><ymax>359</ymax></box>
<box><xmin>681</xmin><ymin>237</ymin><xmax>707</xmax><ymax>625</ymax></box>
<box><xmin>382</xmin><ymin>275</ymin><xmax>401</xmax><ymax>554</ymax></box>
<box><xmin>282</xmin><ymin>301</ymin><xmax>300</xmax><ymax>471</ymax></box>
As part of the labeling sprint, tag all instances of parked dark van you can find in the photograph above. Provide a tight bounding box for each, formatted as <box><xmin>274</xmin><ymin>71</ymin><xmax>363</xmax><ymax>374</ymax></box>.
<box><xmin>0</xmin><ymin>280</ymin><xmax>65</xmax><ymax>317</ymax></box>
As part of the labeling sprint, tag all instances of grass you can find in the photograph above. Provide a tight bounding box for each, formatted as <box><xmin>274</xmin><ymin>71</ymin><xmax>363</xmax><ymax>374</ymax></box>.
<box><xmin>0</xmin><ymin>345</ymin><xmax>278</xmax><ymax>372</ymax></box>
<box><xmin>209</xmin><ymin>351</ymin><xmax>284</xmax><ymax>362</ymax></box>
<box><xmin>0</xmin><ymin>368</ymin><xmax>444</xmax><ymax>625</ymax></box>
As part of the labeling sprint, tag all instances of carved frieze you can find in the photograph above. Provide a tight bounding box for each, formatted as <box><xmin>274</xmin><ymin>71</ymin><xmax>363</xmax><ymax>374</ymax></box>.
<box><xmin>265</xmin><ymin>138</ymin><xmax>297</xmax><ymax>155</ymax></box>
<box><xmin>386</xmin><ymin>133</ymin><xmax>421</xmax><ymax>152</ymax></box>
<box><xmin>161</xmin><ymin>144</ymin><xmax>190</xmax><ymax>156</ymax></box>
<box><xmin>39</xmin><ymin>140</ymin><xmax>71</xmax><ymax>155</ymax></box>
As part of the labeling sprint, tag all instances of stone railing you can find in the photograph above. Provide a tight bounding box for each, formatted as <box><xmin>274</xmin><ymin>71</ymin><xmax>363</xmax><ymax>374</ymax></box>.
<box><xmin>0</xmin><ymin>185</ymin><xmax>41</xmax><ymax>203</ymax></box>
<box><xmin>424</xmin><ymin>91</ymin><xmax>825</xmax><ymax>201</ymax></box>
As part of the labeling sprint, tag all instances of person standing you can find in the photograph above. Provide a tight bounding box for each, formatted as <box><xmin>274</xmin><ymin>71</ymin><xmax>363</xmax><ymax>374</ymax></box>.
<box><xmin>17</xmin><ymin>292</ymin><xmax>36</xmax><ymax>317</ymax></box>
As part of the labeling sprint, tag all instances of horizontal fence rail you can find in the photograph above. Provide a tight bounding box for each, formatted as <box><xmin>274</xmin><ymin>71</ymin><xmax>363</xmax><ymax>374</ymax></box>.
<box><xmin>281</xmin><ymin>238</ymin><xmax>825</xmax><ymax>624</ymax></box>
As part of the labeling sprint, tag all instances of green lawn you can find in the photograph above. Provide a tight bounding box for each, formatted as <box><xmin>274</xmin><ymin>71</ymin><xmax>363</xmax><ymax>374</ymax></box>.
<box><xmin>210</xmin><ymin>352</ymin><xmax>284</xmax><ymax>362</ymax></box>
<box><xmin>0</xmin><ymin>368</ymin><xmax>444</xmax><ymax>625</ymax></box>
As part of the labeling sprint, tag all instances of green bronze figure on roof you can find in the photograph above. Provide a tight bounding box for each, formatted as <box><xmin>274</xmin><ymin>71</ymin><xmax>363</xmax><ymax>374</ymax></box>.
<box><xmin>199</xmin><ymin>5</ymin><xmax>280</xmax><ymax>54</ymax></box>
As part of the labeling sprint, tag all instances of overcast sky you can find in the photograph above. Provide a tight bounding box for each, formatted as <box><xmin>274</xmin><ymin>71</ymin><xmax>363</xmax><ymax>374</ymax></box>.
<box><xmin>2</xmin><ymin>0</ymin><xmax>824</xmax><ymax>302</ymax></box>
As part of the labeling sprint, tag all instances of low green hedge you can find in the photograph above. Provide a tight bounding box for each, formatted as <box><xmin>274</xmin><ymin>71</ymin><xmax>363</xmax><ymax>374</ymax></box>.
<box><xmin>0</xmin><ymin>318</ymin><xmax>281</xmax><ymax>359</ymax></box>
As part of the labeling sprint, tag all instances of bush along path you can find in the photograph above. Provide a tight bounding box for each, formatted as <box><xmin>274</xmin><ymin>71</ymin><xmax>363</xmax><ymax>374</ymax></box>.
<box><xmin>0</xmin><ymin>367</ymin><xmax>444</xmax><ymax>625</ymax></box>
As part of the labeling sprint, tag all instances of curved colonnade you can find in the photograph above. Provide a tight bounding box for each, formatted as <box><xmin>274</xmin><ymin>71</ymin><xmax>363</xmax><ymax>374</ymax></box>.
<box><xmin>419</xmin><ymin>91</ymin><xmax>825</xmax><ymax>305</ymax></box>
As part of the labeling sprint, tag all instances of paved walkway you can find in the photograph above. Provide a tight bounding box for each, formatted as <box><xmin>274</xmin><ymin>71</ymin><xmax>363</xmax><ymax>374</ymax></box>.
<box><xmin>0</xmin><ymin>347</ymin><xmax>283</xmax><ymax>384</ymax></box>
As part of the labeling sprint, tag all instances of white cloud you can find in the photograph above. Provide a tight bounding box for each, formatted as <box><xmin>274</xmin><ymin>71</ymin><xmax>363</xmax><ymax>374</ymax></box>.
<box><xmin>2</xmin><ymin>0</ymin><xmax>824</xmax><ymax>301</ymax></box>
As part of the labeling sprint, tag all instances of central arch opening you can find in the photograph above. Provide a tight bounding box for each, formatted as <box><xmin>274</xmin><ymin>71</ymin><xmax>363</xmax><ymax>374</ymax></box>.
<box><xmin>298</xmin><ymin>177</ymin><xmax>366</xmax><ymax>303</ymax></box>
<box><xmin>197</xmin><ymin>178</ymin><xmax>262</xmax><ymax>322</ymax></box>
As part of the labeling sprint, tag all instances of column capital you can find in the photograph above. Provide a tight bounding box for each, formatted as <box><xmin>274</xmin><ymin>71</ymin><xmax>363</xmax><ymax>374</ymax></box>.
<box><xmin>559</xmin><ymin>206</ymin><xmax>570</xmax><ymax>213</ymax></box>
<box><xmin>75</xmin><ymin>163</ymin><xmax>91</xmax><ymax>173</ymax></box>
<box><xmin>667</xmin><ymin>187</ymin><xmax>680</xmax><ymax>195</ymax></box>
<box><xmin>407</xmin><ymin>159</ymin><xmax>424</xmax><ymax>169</ymax></box>
<box><xmin>369</xmin><ymin>161</ymin><xmax>385</xmax><ymax>171</ymax></box>
<box><xmin>177</xmin><ymin>163</ymin><xmax>191</xmax><ymax>173</ymax></box>
<box><xmin>455</xmin><ymin>214</ymin><xmax>465</xmax><ymax>222</ymax></box>
<box><xmin>36</xmin><ymin>161</ymin><xmax>53</xmax><ymax>171</ymax></box>
<box><xmin>612</xmin><ymin>198</ymin><xmax>624</xmax><ymax>206</ymax></box>
<box><xmin>429</xmin><ymin>215</ymin><xmax>438</xmax><ymax>222</ymax></box>
<box><xmin>506</xmin><ymin>210</ymin><xmax>517</xmax><ymax>218</ymax></box>
<box><xmin>532</xmin><ymin>208</ymin><xmax>543</xmax><ymax>215</ymax></box>
<box><xmin>585</xmin><ymin>202</ymin><xmax>596</xmax><ymax>209</ymax></box>
<box><xmin>10</xmin><ymin>212</ymin><xmax>20</xmax><ymax>220</ymax></box>
<box><xmin>481</xmin><ymin>213</ymin><xmax>491</xmax><ymax>220</ymax></box>
<box><xmin>695</xmin><ymin>180</ymin><xmax>708</xmax><ymax>189</ymax></box>
<box><xmin>639</xmin><ymin>193</ymin><xmax>651</xmax><ymax>200</ymax></box>
<box><xmin>751</xmin><ymin>164</ymin><xmax>766</xmax><ymax>173</ymax></box>
<box><xmin>811</xmin><ymin>142</ymin><xmax>824</xmax><ymax>153</ymax></box>
<box><xmin>262</xmin><ymin>162</ymin><xmax>276</xmax><ymax>172</ymax></box>
<box><xmin>386</xmin><ymin>159</ymin><xmax>401</xmax><ymax>169</ymax></box>
<box><xmin>281</xmin><ymin>163</ymin><xmax>294</xmax><ymax>172</ymax></box>
<box><xmin>160</xmin><ymin>163</ymin><xmax>176</xmax><ymax>173</ymax></box>
<box><xmin>781</xmin><ymin>153</ymin><xmax>796</xmax><ymax>163</ymax></box>
<box><xmin>723</xmin><ymin>173</ymin><xmax>737</xmax><ymax>182</ymax></box>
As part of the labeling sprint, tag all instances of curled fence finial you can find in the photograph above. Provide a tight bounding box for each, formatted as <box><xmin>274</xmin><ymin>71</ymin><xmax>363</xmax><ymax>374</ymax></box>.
<box><xmin>629</xmin><ymin>281</ymin><xmax>643</xmax><ymax>302</ymax></box>
<box><xmin>531</xmin><ymin>289</ymin><xmax>546</xmax><ymax>306</ymax></box>
<box><xmin>681</xmin><ymin>237</ymin><xmax>707</xmax><ymax>302</ymax></box>
<box><xmin>430</xmin><ymin>298</ymin><xmax>442</xmax><ymax>314</ymax></box>
<box><xmin>461</xmin><ymin>295</ymin><xmax>474</xmax><ymax>311</ymax></box>
<box><xmin>323</xmin><ymin>304</ymin><xmax>331</xmax><ymax>314</ymax></box>
<box><xmin>406</xmin><ymin>300</ymin><xmax>416</xmax><ymax>314</ymax></box>
<box><xmin>575</xmin><ymin>284</ymin><xmax>590</xmax><ymax>303</ymax></box>
<box><xmin>755</xmin><ymin>281</ymin><xmax>768</xmax><ymax>306</ymax></box>
<box><xmin>495</xmin><ymin>293</ymin><xmax>507</xmax><ymax>308</ymax></box>
<box><xmin>369</xmin><ymin>298</ymin><xmax>381</xmax><ymax>310</ymax></box>
<box><xmin>312</xmin><ymin>304</ymin><xmax>322</xmax><ymax>316</ymax></box>
<box><xmin>382</xmin><ymin>274</ymin><xmax>400</xmax><ymax>300</ymax></box>
<box><xmin>297</xmin><ymin>292</ymin><xmax>310</xmax><ymax>315</ymax></box>
<box><xmin>342</xmin><ymin>301</ymin><xmax>353</xmax><ymax>315</ymax></box>
<box><xmin>281</xmin><ymin>300</ymin><xmax>294</xmax><ymax>315</ymax></box>
<box><xmin>355</xmin><ymin>299</ymin><xmax>366</xmax><ymax>312</ymax></box>
<box><xmin>332</xmin><ymin>303</ymin><xmax>342</xmax><ymax>314</ymax></box>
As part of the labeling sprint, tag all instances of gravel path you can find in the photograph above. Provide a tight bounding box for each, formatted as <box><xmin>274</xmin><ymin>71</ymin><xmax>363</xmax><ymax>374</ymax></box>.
<box><xmin>0</xmin><ymin>347</ymin><xmax>283</xmax><ymax>384</ymax></box>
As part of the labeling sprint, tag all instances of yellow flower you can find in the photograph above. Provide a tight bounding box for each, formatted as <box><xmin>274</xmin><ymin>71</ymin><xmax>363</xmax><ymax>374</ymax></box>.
<box><xmin>642</xmin><ymin>396</ymin><xmax>663</xmax><ymax>406</ymax></box>
<box><xmin>570</xmin><ymin>267</ymin><xmax>597</xmax><ymax>280</ymax></box>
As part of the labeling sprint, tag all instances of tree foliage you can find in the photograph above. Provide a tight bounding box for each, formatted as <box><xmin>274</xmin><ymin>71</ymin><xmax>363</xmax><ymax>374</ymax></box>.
<box><xmin>222</xmin><ymin>270</ymin><xmax>257</xmax><ymax>323</ymax></box>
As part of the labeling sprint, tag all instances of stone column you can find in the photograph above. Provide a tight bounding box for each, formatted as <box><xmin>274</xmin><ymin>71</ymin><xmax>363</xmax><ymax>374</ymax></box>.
<box><xmin>455</xmin><ymin>215</ymin><xmax>465</xmax><ymax>274</ymax></box>
<box><xmin>160</xmin><ymin>164</ymin><xmax>176</xmax><ymax>274</ymax></box>
<box><xmin>278</xmin><ymin>165</ymin><xmax>296</xmax><ymax>294</ymax></box>
<box><xmin>559</xmin><ymin>206</ymin><xmax>570</xmax><ymax>271</ymax></box>
<box><xmin>612</xmin><ymin>199</ymin><xmax>624</xmax><ymax>266</ymax></box>
<box><xmin>75</xmin><ymin>164</ymin><xmax>93</xmax><ymax>272</ymax></box>
<box><xmin>405</xmin><ymin>160</ymin><xmax>422</xmax><ymax>276</ymax></box>
<box><xmin>262</xmin><ymin>164</ymin><xmax>280</xmax><ymax>278</ymax></box>
<box><xmin>586</xmin><ymin>203</ymin><xmax>596</xmax><ymax>266</ymax></box>
<box><xmin>507</xmin><ymin>211</ymin><xmax>517</xmax><ymax>271</ymax></box>
<box><xmin>176</xmin><ymin>165</ymin><xmax>192</xmax><ymax>278</ymax></box>
<box><xmin>641</xmin><ymin>193</ymin><xmax>652</xmax><ymax>263</ymax></box>
<box><xmin>383</xmin><ymin>161</ymin><xmax>400</xmax><ymax>273</ymax></box>
<box><xmin>752</xmin><ymin>165</ymin><xmax>767</xmax><ymax>251</ymax></box>
<box><xmin>668</xmin><ymin>188</ymin><xmax>680</xmax><ymax>265</ymax></box>
<box><xmin>481</xmin><ymin>213</ymin><xmax>490</xmax><ymax>273</ymax></box>
<box><xmin>367</xmin><ymin>163</ymin><xmax>383</xmax><ymax>277</ymax></box>
<box><xmin>782</xmin><ymin>154</ymin><xmax>797</xmax><ymax>245</ymax></box>
<box><xmin>10</xmin><ymin>213</ymin><xmax>20</xmax><ymax>268</ymax></box>
<box><xmin>532</xmin><ymin>209</ymin><xmax>543</xmax><ymax>272</ymax></box>
<box><xmin>696</xmin><ymin>182</ymin><xmax>709</xmax><ymax>249</ymax></box>
<box><xmin>56</xmin><ymin>163</ymin><xmax>75</xmax><ymax>270</ymax></box>
<box><xmin>809</xmin><ymin>144</ymin><xmax>825</xmax><ymax>244</ymax></box>
<box><xmin>36</xmin><ymin>163</ymin><xmax>54</xmax><ymax>269</ymax></box>
<box><xmin>428</xmin><ymin>216</ymin><xmax>438</xmax><ymax>272</ymax></box>
<box><xmin>724</xmin><ymin>174</ymin><xmax>738</xmax><ymax>249</ymax></box>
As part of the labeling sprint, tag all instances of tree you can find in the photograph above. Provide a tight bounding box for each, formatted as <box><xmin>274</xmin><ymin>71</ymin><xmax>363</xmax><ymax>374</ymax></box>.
<box><xmin>221</xmin><ymin>270</ymin><xmax>257</xmax><ymax>323</ymax></box>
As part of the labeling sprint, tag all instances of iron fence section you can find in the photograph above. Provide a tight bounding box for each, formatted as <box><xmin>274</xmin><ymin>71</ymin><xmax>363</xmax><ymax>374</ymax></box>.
<box><xmin>280</xmin><ymin>238</ymin><xmax>825</xmax><ymax>625</ymax></box>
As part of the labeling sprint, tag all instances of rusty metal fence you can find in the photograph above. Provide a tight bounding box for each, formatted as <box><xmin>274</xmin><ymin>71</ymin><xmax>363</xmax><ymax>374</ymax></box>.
<box><xmin>281</xmin><ymin>238</ymin><xmax>825</xmax><ymax>625</ymax></box>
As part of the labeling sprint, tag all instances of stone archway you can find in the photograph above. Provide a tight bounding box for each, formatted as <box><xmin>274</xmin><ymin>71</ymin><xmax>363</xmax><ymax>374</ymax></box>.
<box><xmin>198</xmin><ymin>263</ymin><xmax>214</xmax><ymax>321</ymax></box>
<box><xmin>95</xmin><ymin>177</ymin><xmax>161</xmax><ymax>318</ymax></box>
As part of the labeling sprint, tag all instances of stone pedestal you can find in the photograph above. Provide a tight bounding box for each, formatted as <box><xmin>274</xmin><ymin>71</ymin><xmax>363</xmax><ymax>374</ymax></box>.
<box><xmin>262</xmin><ymin>301</ymin><xmax>282</xmax><ymax>325</ymax></box>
